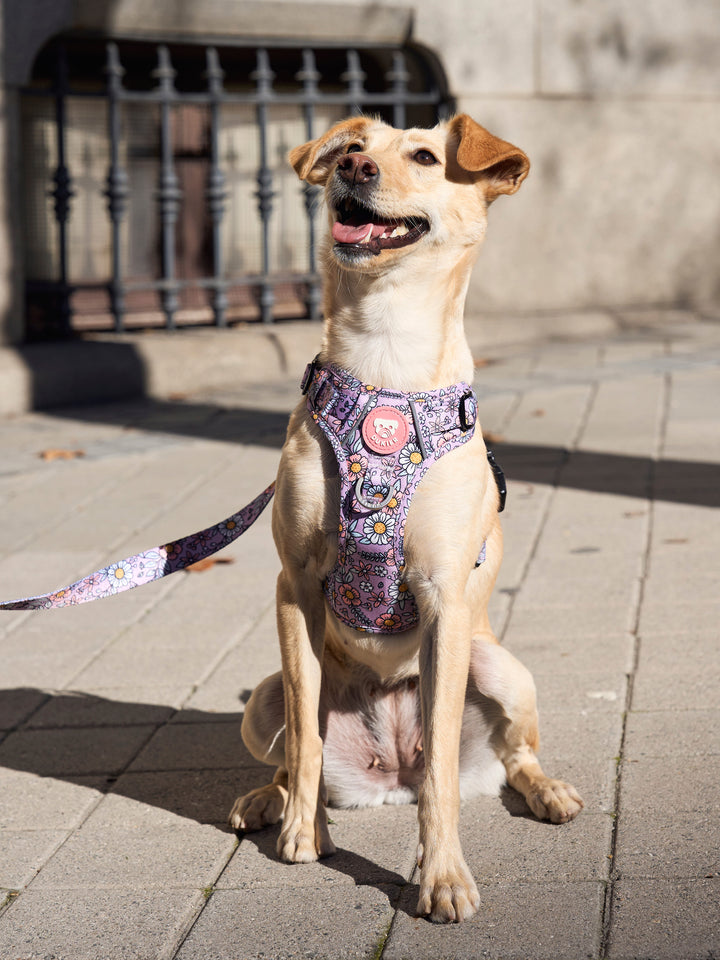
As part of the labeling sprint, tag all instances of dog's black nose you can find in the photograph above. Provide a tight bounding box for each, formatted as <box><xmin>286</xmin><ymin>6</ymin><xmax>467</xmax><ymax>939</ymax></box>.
<box><xmin>337</xmin><ymin>153</ymin><xmax>378</xmax><ymax>185</ymax></box>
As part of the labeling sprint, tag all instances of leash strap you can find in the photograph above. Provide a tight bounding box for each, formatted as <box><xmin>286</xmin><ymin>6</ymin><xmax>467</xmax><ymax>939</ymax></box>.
<box><xmin>0</xmin><ymin>482</ymin><xmax>275</xmax><ymax>611</ymax></box>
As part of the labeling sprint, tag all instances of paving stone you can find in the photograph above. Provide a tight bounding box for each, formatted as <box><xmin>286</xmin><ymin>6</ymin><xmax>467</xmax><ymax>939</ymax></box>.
<box><xmin>623</xmin><ymin>708</ymin><xmax>720</xmax><ymax>760</ymax></box>
<box><xmin>505</xmin><ymin>599</ymin><xmax>637</xmax><ymax>638</ymax></box>
<box><xmin>127</xmin><ymin>720</ymin><xmax>251</xmax><ymax>772</ymax></box>
<box><xmin>0</xmin><ymin>769</ymin><xmax>105</xmax><ymax>831</ymax></box>
<box><xmin>531</xmin><ymin>669</ymin><xmax>629</xmax><ymax>720</ymax></box>
<box><xmin>607</xmin><ymin>879</ymin><xmax>720</xmax><ymax>960</ymax></box>
<box><xmin>459</xmin><ymin>799</ymin><xmax>613</xmax><ymax>883</ymax></box>
<box><xmin>0</xmin><ymin>829</ymin><xmax>68</xmax><ymax>888</ymax></box>
<box><xmin>637</xmin><ymin>598</ymin><xmax>720</xmax><ymax>636</ymax></box>
<box><xmin>175</xmin><ymin>884</ymin><xmax>398</xmax><ymax>960</ymax></box>
<box><xmin>505</xmin><ymin>630</ymin><xmax>635</xmax><ymax>677</ymax></box>
<box><xmin>613</xmin><ymin>809</ymin><xmax>720</xmax><ymax>880</ymax></box>
<box><xmin>178</xmin><ymin>605</ymin><xmax>282</xmax><ymax>718</ymax></box>
<box><xmin>220</xmin><ymin>803</ymin><xmax>418</xmax><ymax>890</ymax></box>
<box><xmin>0</xmin><ymin>724</ymin><xmax>156</xmax><ymax>777</ymax></box>
<box><xmin>384</xmin><ymin>879</ymin><xmax>604</xmax><ymax>960</ymax></box>
<box><xmin>618</xmin><ymin>756</ymin><xmax>719</xmax><ymax>814</ymax></box>
<box><xmin>632</xmin><ymin>631</ymin><xmax>720</xmax><ymax>710</ymax></box>
<box><xmin>30</xmin><ymin>819</ymin><xmax>235</xmax><ymax>889</ymax></box>
<box><xmin>105</xmin><ymin>767</ymin><xmax>268</xmax><ymax>828</ymax></box>
<box><xmin>0</xmin><ymin>886</ymin><xmax>205</xmax><ymax>960</ymax></box>
<box><xmin>0</xmin><ymin>686</ymin><xmax>48</xmax><ymax>731</ymax></box>
<box><xmin>25</xmin><ymin>687</ymin><xmax>182</xmax><ymax>728</ymax></box>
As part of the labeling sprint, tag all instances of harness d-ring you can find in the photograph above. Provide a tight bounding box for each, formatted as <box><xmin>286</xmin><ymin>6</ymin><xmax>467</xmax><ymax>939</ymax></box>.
<box><xmin>354</xmin><ymin>476</ymin><xmax>396</xmax><ymax>511</ymax></box>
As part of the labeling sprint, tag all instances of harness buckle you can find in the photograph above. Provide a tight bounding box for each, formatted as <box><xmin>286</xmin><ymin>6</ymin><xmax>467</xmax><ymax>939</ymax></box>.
<box><xmin>301</xmin><ymin>355</ymin><xmax>320</xmax><ymax>395</ymax></box>
<box><xmin>459</xmin><ymin>391</ymin><xmax>477</xmax><ymax>432</ymax></box>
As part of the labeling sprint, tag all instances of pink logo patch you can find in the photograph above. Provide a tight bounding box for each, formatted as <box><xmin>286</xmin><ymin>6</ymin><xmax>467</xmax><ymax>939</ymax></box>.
<box><xmin>361</xmin><ymin>406</ymin><xmax>410</xmax><ymax>455</ymax></box>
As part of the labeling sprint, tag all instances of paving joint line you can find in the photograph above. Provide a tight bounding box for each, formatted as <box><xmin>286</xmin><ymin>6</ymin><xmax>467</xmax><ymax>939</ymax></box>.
<box><xmin>597</xmin><ymin>367</ymin><xmax>671</xmax><ymax>958</ymax></box>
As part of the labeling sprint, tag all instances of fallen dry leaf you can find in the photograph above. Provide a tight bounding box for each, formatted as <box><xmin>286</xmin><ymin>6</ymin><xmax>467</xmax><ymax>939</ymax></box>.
<box><xmin>186</xmin><ymin>556</ymin><xmax>235</xmax><ymax>573</ymax></box>
<box><xmin>39</xmin><ymin>449</ymin><xmax>86</xmax><ymax>461</ymax></box>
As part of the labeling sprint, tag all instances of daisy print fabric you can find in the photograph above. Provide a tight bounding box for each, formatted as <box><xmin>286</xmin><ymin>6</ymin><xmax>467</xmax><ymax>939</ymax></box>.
<box><xmin>0</xmin><ymin>483</ymin><xmax>276</xmax><ymax>610</ymax></box>
<box><xmin>304</xmin><ymin>360</ymin><xmax>480</xmax><ymax>635</ymax></box>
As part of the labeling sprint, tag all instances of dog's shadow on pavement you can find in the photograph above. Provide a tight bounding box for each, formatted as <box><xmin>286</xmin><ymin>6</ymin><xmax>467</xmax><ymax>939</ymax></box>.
<box><xmin>0</xmin><ymin>688</ymin><xmax>274</xmax><ymax>823</ymax></box>
<box><xmin>0</xmin><ymin>687</ymin><xmax>422</xmax><ymax>910</ymax></box>
<box><xmin>240</xmin><ymin>823</ymin><xmax>419</xmax><ymax>917</ymax></box>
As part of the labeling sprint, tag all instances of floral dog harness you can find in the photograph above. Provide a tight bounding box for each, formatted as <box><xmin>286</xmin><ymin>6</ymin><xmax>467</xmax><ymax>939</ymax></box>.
<box><xmin>303</xmin><ymin>358</ymin><xmax>493</xmax><ymax>635</ymax></box>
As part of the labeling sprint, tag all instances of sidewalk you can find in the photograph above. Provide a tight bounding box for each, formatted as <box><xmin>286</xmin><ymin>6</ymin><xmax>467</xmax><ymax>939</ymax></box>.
<box><xmin>0</xmin><ymin>309</ymin><xmax>718</xmax><ymax>959</ymax></box>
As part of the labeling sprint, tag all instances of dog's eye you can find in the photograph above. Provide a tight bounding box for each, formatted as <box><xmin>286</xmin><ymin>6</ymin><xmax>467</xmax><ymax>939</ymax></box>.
<box><xmin>413</xmin><ymin>149</ymin><xmax>438</xmax><ymax>166</ymax></box>
<box><xmin>346</xmin><ymin>143</ymin><xmax>363</xmax><ymax>154</ymax></box>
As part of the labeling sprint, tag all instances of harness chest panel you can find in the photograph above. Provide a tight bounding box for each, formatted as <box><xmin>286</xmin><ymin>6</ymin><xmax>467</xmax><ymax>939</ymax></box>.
<box><xmin>304</xmin><ymin>361</ymin><xmax>481</xmax><ymax>634</ymax></box>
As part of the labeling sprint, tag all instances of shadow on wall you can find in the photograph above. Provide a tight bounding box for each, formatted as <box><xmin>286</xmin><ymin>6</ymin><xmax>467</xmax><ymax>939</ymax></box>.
<box><xmin>15</xmin><ymin>339</ymin><xmax>147</xmax><ymax>409</ymax></box>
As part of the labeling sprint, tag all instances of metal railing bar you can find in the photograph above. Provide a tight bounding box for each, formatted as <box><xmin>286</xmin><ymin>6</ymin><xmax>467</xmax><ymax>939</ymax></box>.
<box><xmin>154</xmin><ymin>45</ymin><xmax>182</xmax><ymax>328</ymax></box>
<box><xmin>105</xmin><ymin>42</ymin><xmax>129</xmax><ymax>332</ymax></box>
<box><xmin>298</xmin><ymin>48</ymin><xmax>322</xmax><ymax>322</ymax></box>
<box><xmin>253</xmin><ymin>48</ymin><xmax>275</xmax><ymax>323</ymax></box>
<box><xmin>206</xmin><ymin>46</ymin><xmax>229</xmax><ymax>327</ymax></box>
<box><xmin>50</xmin><ymin>42</ymin><xmax>73</xmax><ymax>336</ymax></box>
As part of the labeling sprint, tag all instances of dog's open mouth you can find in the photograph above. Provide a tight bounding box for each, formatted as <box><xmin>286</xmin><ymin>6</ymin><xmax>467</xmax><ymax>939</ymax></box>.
<box><xmin>332</xmin><ymin>199</ymin><xmax>429</xmax><ymax>254</ymax></box>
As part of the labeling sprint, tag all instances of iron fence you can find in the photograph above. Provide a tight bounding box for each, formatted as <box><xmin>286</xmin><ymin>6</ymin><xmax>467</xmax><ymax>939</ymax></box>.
<box><xmin>22</xmin><ymin>38</ymin><xmax>452</xmax><ymax>336</ymax></box>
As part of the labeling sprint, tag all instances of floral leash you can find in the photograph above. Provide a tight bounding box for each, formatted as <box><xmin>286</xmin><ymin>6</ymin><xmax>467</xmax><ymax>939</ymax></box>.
<box><xmin>0</xmin><ymin>483</ymin><xmax>276</xmax><ymax>611</ymax></box>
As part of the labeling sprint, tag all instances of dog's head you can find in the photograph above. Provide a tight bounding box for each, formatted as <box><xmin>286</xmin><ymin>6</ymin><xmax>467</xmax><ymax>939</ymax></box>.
<box><xmin>289</xmin><ymin>115</ymin><xmax>529</xmax><ymax>271</ymax></box>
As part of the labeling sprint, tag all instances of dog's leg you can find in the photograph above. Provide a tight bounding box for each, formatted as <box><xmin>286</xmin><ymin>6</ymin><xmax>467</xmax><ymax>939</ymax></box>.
<box><xmin>273</xmin><ymin>569</ymin><xmax>336</xmax><ymax>862</ymax></box>
<box><xmin>469</xmin><ymin>637</ymin><xmax>584</xmax><ymax>823</ymax></box>
<box><xmin>415</xmin><ymin>595</ymin><xmax>481</xmax><ymax>923</ymax></box>
<box><xmin>229</xmin><ymin>671</ymin><xmax>288</xmax><ymax>831</ymax></box>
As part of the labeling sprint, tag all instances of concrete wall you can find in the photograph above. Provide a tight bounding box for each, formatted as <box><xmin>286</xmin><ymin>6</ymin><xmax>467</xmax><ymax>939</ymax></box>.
<box><xmin>1</xmin><ymin>0</ymin><xmax>719</xmax><ymax>343</ymax></box>
<box><xmin>410</xmin><ymin>0</ymin><xmax>720</xmax><ymax>313</ymax></box>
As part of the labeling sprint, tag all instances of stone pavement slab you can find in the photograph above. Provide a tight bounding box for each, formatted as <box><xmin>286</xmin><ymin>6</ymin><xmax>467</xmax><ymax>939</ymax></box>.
<box><xmin>0</xmin><ymin>311</ymin><xmax>718</xmax><ymax>959</ymax></box>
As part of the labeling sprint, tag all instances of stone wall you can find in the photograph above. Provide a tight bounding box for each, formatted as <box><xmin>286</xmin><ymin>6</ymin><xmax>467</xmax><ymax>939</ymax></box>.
<box><xmin>410</xmin><ymin>0</ymin><xmax>720</xmax><ymax>313</ymax></box>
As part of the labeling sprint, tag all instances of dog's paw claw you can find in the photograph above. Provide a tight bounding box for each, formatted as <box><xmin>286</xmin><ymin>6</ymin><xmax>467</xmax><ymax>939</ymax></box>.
<box><xmin>277</xmin><ymin>813</ymin><xmax>336</xmax><ymax>863</ymax></box>
<box><xmin>228</xmin><ymin>783</ymin><xmax>288</xmax><ymax>832</ymax></box>
<box><xmin>527</xmin><ymin>778</ymin><xmax>584</xmax><ymax>824</ymax></box>
<box><xmin>417</xmin><ymin>856</ymin><xmax>480</xmax><ymax>923</ymax></box>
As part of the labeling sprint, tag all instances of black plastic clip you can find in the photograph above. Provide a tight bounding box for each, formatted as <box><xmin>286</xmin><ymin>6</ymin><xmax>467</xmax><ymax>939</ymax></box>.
<box><xmin>486</xmin><ymin>449</ymin><xmax>507</xmax><ymax>513</ymax></box>
<box><xmin>301</xmin><ymin>355</ymin><xmax>320</xmax><ymax>395</ymax></box>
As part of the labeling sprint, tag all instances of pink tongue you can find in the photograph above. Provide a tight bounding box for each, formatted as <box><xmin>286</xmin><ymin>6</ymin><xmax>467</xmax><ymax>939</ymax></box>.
<box><xmin>332</xmin><ymin>220</ymin><xmax>388</xmax><ymax>244</ymax></box>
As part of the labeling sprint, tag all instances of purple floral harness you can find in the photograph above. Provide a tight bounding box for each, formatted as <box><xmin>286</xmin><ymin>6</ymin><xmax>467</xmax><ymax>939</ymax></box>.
<box><xmin>303</xmin><ymin>359</ymin><xmax>505</xmax><ymax>635</ymax></box>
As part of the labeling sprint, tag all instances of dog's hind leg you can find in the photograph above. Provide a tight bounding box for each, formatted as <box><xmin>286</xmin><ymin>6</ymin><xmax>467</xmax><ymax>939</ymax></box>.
<box><xmin>468</xmin><ymin>637</ymin><xmax>584</xmax><ymax>823</ymax></box>
<box><xmin>229</xmin><ymin>671</ymin><xmax>289</xmax><ymax>832</ymax></box>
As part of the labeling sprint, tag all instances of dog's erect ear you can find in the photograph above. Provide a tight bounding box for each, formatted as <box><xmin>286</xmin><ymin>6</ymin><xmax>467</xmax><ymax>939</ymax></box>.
<box><xmin>288</xmin><ymin>117</ymin><xmax>374</xmax><ymax>185</ymax></box>
<box><xmin>450</xmin><ymin>114</ymin><xmax>530</xmax><ymax>198</ymax></box>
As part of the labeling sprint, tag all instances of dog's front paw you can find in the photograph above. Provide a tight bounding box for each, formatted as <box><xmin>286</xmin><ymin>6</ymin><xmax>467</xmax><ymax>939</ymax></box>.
<box><xmin>228</xmin><ymin>782</ymin><xmax>288</xmax><ymax>832</ymax></box>
<box><xmin>526</xmin><ymin>777</ymin><xmax>584</xmax><ymax>824</ymax></box>
<box><xmin>277</xmin><ymin>809</ymin><xmax>336</xmax><ymax>863</ymax></box>
<box><xmin>416</xmin><ymin>844</ymin><xmax>480</xmax><ymax>923</ymax></box>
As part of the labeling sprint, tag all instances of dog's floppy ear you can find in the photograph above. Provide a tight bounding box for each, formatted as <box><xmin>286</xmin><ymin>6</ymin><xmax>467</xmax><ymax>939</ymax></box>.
<box><xmin>450</xmin><ymin>114</ymin><xmax>530</xmax><ymax>199</ymax></box>
<box><xmin>289</xmin><ymin>117</ymin><xmax>373</xmax><ymax>185</ymax></box>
